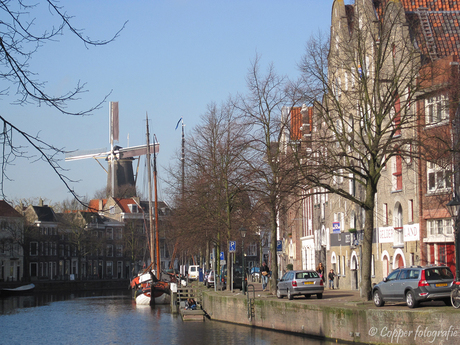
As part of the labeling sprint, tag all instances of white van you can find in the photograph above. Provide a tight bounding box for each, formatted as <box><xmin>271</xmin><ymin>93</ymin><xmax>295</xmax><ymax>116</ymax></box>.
<box><xmin>188</xmin><ymin>265</ymin><xmax>200</xmax><ymax>280</ymax></box>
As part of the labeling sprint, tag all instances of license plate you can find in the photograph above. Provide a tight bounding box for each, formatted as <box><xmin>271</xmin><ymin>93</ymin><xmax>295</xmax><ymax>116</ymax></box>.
<box><xmin>304</xmin><ymin>281</ymin><xmax>314</xmax><ymax>285</ymax></box>
<box><xmin>436</xmin><ymin>283</ymin><xmax>448</xmax><ymax>287</ymax></box>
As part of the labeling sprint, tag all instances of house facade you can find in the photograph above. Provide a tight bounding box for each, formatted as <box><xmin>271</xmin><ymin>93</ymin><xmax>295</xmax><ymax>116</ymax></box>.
<box><xmin>280</xmin><ymin>0</ymin><xmax>460</xmax><ymax>291</ymax></box>
<box><xmin>0</xmin><ymin>200</ymin><xmax>24</xmax><ymax>282</ymax></box>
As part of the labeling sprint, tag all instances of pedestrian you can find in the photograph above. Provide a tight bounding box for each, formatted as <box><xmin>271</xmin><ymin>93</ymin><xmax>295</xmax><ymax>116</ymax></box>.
<box><xmin>260</xmin><ymin>261</ymin><xmax>270</xmax><ymax>291</ymax></box>
<box><xmin>328</xmin><ymin>269</ymin><xmax>335</xmax><ymax>289</ymax></box>
<box><xmin>316</xmin><ymin>262</ymin><xmax>325</xmax><ymax>282</ymax></box>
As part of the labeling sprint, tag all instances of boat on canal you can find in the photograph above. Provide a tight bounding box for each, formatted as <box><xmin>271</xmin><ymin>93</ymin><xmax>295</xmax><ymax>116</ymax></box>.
<box><xmin>1</xmin><ymin>283</ymin><xmax>35</xmax><ymax>296</ymax></box>
<box><xmin>130</xmin><ymin>115</ymin><xmax>171</xmax><ymax>306</ymax></box>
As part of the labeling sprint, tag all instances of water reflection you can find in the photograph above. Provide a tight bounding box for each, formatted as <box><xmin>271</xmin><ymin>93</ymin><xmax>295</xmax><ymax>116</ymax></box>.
<box><xmin>0</xmin><ymin>291</ymin><xmax>343</xmax><ymax>345</ymax></box>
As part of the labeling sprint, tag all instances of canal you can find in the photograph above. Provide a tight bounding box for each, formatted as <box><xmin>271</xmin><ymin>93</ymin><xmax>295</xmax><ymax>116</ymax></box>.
<box><xmin>0</xmin><ymin>290</ymin><xmax>344</xmax><ymax>345</ymax></box>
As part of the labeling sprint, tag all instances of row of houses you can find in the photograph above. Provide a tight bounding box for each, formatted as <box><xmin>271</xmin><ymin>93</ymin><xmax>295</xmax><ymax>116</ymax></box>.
<box><xmin>0</xmin><ymin>197</ymin><xmax>171</xmax><ymax>283</ymax></box>
<box><xmin>276</xmin><ymin>0</ymin><xmax>460</xmax><ymax>290</ymax></box>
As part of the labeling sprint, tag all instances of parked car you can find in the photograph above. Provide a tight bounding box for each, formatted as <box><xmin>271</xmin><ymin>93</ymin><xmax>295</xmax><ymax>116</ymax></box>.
<box><xmin>277</xmin><ymin>270</ymin><xmax>324</xmax><ymax>300</ymax></box>
<box><xmin>250</xmin><ymin>267</ymin><xmax>260</xmax><ymax>282</ymax></box>
<box><xmin>188</xmin><ymin>265</ymin><xmax>200</xmax><ymax>280</ymax></box>
<box><xmin>372</xmin><ymin>265</ymin><xmax>454</xmax><ymax>308</ymax></box>
<box><xmin>205</xmin><ymin>270</ymin><xmax>215</xmax><ymax>288</ymax></box>
<box><xmin>220</xmin><ymin>264</ymin><xmax>247</xmax><ymax>290</ymax></box>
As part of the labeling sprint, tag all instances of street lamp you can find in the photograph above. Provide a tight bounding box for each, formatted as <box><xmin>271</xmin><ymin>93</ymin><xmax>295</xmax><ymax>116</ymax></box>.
<box><xmin>240</xmin><ymin>227</ymin><xmax>247</xmax><ymax>295</ymax></box>
<box><xmin>446</xmin><ymin>193</ymin><xmax>460</xmax><ymax>280</ymax></box>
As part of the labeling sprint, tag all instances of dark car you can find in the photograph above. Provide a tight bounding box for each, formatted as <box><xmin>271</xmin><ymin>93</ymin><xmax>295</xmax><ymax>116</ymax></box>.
<box><xmin>277</xmin><ymin>270</ymin><xmax>324</xmax><ymax>300</ymax></box>
<box><xmin>220</xmin><ymin>264</ymin><xmax>247</xmax><ymax>290</ymax></box>
<box><xmin>372</xmin><ymin>265</ymin><xmax>454</xmax><ymax>308</ymax></box>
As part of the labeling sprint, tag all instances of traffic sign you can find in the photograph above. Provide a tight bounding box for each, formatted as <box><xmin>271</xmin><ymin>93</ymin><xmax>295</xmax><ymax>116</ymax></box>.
<box><xmin>229</xmin><ymin>241</ymin><xmax>236</xmax><ymax>252</ymax></box>
<box><xmin>277</xmin><ymin>240</ymin><xmax>282</xmax><ymax>252</ymax></box>
<box><xmin>220</xmin><ymin>251</ymin><xmax>224</xmax><ymax>260</ymax></box>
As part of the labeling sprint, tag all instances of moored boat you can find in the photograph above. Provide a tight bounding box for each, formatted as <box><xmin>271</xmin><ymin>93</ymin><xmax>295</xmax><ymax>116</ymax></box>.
<box><xmin>1</xmin><ymin>283</ymin><xmax>35</xmax><ymax>296</ymax></box>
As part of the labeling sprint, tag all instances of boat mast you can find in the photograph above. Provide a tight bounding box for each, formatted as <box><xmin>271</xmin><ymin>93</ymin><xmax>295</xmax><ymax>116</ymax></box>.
<box><xmin>145</xmin><ymin>114</ymin><xmax>155</xmax><ymax>270</ymax></box>
<box><xmin>153</xmin><ymin>135</ymin><xmax>161</xmax><ymax>276</ymax></box>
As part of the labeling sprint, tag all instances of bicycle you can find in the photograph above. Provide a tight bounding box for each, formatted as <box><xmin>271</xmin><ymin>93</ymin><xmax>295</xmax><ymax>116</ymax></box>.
<box><xmin>451</xmin><ymin>281</ymin><xmax>460</xmax><ymax>308</ymax></box>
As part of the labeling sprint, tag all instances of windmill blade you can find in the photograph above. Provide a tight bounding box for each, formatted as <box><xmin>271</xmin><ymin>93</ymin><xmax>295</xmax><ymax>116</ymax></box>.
<box><xmin>65</xmin><ymin>147</ymin><xmax>109</xmax><ymax>161</ymax></box>
<box><xmin>117</xmin><ymin>143</ymin><xmax>160</xmax><ymax>158</ymax></box>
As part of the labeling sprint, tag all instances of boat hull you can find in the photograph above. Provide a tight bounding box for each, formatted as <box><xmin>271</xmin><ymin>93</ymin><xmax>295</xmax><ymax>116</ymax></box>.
<box><xmin>1</xmin><ymin>283</ymin><xmax>35</xmax><ymax>296</ymax></box>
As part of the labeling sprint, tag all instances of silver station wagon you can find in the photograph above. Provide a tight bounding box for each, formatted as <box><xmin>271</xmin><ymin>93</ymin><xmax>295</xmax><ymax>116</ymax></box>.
<box><xmin>277</xmin><ymin>270</ymin><xmax>324</xmax><ymax>300</ymax></box>
<box><xmin>372</xmin><ymin>265</ymin><xmax>454</xmax><ymax>308</ymax></box>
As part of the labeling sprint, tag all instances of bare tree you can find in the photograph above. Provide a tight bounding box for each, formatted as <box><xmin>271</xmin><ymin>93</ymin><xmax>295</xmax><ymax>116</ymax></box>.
<box><xmin>235</xmin><ymin>55</ymin><xmax>304</xmax><ymax>292</ymax></box>
<box><xmin>0</xmin><ymin>1</ymin><xmax>125</xmax><ymax>202</ymax></box>
<box><xmin>168</xmin><ymin>100</ymin><xmax>250</xmax><ymax>277</ymax></box>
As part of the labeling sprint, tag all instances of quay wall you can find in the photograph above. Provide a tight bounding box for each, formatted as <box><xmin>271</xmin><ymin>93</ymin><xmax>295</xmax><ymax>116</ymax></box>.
<box><xmin>201</xmin><ymin>292</ymin><xmax>460</xmax><ymax>345</ymax></box>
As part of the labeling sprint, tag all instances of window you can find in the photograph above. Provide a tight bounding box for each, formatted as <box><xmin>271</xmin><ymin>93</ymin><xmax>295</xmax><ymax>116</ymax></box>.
<box><xmin>116</xmin><ymin>245</ymin><xmax>123</xmax><ymax>257</ymax></box>
<box><xmin>392</xmin><ymin>154</ymin><xmax>402</xmax><ymax>191</ymax></box>
<box><xmin>383</xmin><ymin>203</ymin><xmax>388</xmax><ymax>225</ymax></box>
<box><xmin>106</xmin><ymin>228</ymin><xmax>113</xmax><ymax>240</ymax></box>
<box><xmin>394</xmin><ymin>204</ymin><xmax>403</xmax><ymax>246</ymax></box>
<box><xmin>349</xmin><ymin>173</ymin><xmax>355</xmax><ymax>196</ymax></box>
<box><xmin>427</xmin><ymin>218</ymin><xmax>452</xmax><ymax>236</ymax></box>
<box><xmin>115</xmin><ymin>229</ymin><xmax>122</xmax><ymax>240</ymax></box>
<box><xmin>107</xmin><ymin>245</ymin><xmax>113</xmax><ymax>257</ymax></box>
<box><xmin>426</xmin><ymin>94</ymin><xmax>448</xmax><ymax>125</ymax></box>
<box><xmin>128</xmin><ymin>204</ymin><xmax>138</xmax><ymax>213</ymax></box>
<box><xmin>349</xmin><ymin>210</ymin><xmax>356</xmax><ymax>229</ymax></box>
<box><xmin>408</xmin><ymin>200</ymin><xmax>414</xmax><ymax>223</ymax></box>
<box><xmin>30</xmin><ymin>242</ymin><xmax>38</xmax><ymax>256</ymax></box>
<box><xmin>393</xmin><ymin>95</ymin><xmax>401</xmax><ymax>137</ymax></box>
<box><xmin>106</xmin><ymin>261</ymin><xmax>113</xmax><ymax>276</ymax></box>
<box><xmin>427</xmin><ymin>162</ymin><xmax>452</xmax><ymax>192</ymax></box>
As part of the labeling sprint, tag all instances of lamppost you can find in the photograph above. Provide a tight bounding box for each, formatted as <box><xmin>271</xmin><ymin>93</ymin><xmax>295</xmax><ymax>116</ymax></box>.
<box><xmin>446</xmin><ymin>193</ymin><xmax>460</xmax><ymax>280</ymax></box>
<box><xmin>240</xmin><ymin>227</ymin><xmax>247</xmax><ymax>295</ymax></box>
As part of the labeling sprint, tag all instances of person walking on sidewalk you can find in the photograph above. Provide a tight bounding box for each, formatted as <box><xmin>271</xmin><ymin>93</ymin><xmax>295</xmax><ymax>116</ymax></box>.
<box><xmin>260</xmin><ymin>262</ymin><xmax>270</xmax><ymax>291</ymax></box>
<box><xmin>328</xmin><ymin>269</ymin><xmax>335</xmax><ymax>289</ymax></box>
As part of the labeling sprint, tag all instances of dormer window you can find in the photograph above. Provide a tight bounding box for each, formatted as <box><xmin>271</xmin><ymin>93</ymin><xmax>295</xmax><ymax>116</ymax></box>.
<box><xmin>128</xmin><ymin>204</ymin><xmax>138</xmax><ymax>213</ymax></box>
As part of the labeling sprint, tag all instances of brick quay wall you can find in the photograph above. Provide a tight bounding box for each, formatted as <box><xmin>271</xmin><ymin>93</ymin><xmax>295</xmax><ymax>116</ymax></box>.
<box><xmin>201</xmin><ymin>288</ymin><xmax>460</xmax><ymax>345</ymax></box>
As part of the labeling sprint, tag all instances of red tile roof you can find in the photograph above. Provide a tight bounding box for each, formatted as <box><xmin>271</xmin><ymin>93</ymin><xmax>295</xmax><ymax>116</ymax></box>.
<box><xmin>374</xmin><ymin>0</ymin><xmax>460</xmax><ymax>12</ymax></box>
<box><xmin>290</xmin><ymin>107</ymin><xmax>302</xmax><ymax>141</ymax></box>
<box><xmin>371</xmin><ymin>1</ymin><xmax>460</xmax><ymax>59</ymax></box>
<box><xmin>0</xmin><ymin>200</ymin><xmax>22</xmax><ymax>217</ymax></box>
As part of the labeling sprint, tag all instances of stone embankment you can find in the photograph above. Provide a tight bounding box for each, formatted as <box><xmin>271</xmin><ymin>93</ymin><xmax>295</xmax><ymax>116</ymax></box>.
<box><xmin>200</xmin><ymin>282</ymin><xmax>460</xmax><ymax>345</ymax></box>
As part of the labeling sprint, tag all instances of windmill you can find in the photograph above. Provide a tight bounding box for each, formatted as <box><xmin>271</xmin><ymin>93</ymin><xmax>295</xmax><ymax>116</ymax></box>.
<box><xmin>65</xmin><ymin>102</ymin><xmax>160</xmax><ymax>198</ymax></box>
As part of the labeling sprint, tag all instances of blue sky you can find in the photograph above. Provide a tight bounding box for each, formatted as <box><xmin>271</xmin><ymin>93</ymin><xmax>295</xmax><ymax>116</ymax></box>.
<box><xmin>2</xmin><ymin>0</ymin><xmax>334</xmax><ymax>205</ymax></box>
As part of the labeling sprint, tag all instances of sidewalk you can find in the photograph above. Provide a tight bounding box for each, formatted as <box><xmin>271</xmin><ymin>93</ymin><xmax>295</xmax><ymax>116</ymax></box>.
<box><xmin>211</xmin><ymin>280</ymin><xmax>366</xmax><ymax>306</ymax></box>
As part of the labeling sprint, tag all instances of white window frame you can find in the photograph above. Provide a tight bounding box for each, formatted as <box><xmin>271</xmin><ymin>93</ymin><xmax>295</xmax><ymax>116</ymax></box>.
<box><xmin>427</xmin><ymin>218</ymin><xmax>452</xmax><ymax>236</ymax></box>
<box><xmin>427</xmin><ymin>162</ymin><xmax>452</xmax><ymax>193</ymax></box>
<box><xmin>426</xmin><ymin>94</ymin><xmax>448</xmax><ymax>126</ymax></box>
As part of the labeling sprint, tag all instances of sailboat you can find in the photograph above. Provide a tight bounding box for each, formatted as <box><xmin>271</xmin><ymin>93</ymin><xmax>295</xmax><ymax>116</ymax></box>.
<box><xmin>130</xmin><ymin>115</ymin><xmax>171</xmax><ymax>305</ymax></box>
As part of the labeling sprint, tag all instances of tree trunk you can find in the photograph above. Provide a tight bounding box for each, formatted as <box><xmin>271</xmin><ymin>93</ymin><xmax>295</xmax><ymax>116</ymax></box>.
<box><xmin>361</xmin><ymin>188</ymin><xmax>375</xmax><ymax>300</ymax></box>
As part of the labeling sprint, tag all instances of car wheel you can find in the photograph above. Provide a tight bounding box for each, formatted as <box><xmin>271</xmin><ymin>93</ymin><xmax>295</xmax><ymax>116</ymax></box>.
<box><xmin>304</xmin><ymin>294</ymin><xmax>311</xmax><ymax>299</ymax></box>
<box><xmin>276</xmin><ymin>288</ymin><xmax>283</xmax><ymax>299</ymax></box>
<box><xmin>406</xmin><ymin>290</ymin><xmax>418</xmax><ymax>308</ymax></box>
<box><xmin>287</xmin><ymin>289</ymin><xmax>293</xmax><ymax>300</ymax></box>
<box><xmin>317</xmin><ymin>293</ymin><xmax>323</xmax><ymax>299</ymax></box>
<box><xmin>452</xmin><ymin>287</ymin><xmax>460</xmax><ymax>309</ymax></box>
<box><xmin>373</xmin><ymin>290</ymin><xmax>384</xmax><ymax>307</ymax></box>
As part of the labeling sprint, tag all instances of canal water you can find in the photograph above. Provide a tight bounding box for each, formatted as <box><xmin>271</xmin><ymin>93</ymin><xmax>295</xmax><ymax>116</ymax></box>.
<box><xmin>0</xmin><ymin>290</ymin><xmax>343</xmax><ymax>345</ymax></box>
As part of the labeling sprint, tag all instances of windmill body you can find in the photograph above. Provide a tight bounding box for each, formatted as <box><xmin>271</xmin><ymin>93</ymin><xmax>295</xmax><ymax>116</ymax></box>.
<box><xmin>65</xmin><ymin>102</ymin><xmax>159</xmax><ymax>198</ymax></box>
